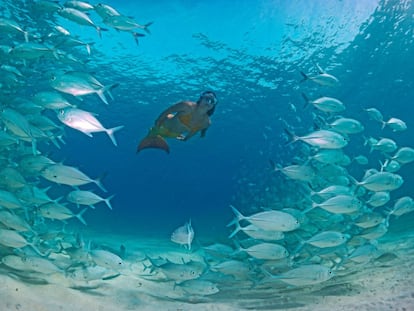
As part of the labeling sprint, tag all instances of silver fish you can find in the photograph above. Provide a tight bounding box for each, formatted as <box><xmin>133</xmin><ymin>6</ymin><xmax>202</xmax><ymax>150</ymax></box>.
<box><xmin>302</xmin><ymin>94</ymin><xmax>345</xmax><ymax>113</ymax></box>
<box><xmin>89</xmin><ymin>249</ymin><xmax>124</xmax><ymax>270</ymax></box>
<box><xmin>308</xmin><ymin>194</ymin><xmax>362</xmax><ymax>214</ymax></box>
<box><xmin>40</xmin><ymin>163</ymin><xmax>107</xmax><ymax>192</ymax></box>
<box><xmin>286</xmin><ymin>129</ymin><xmax>348</xmax><ymax>149</ymax></box>
<box><xmin>57</xmin><ymin>108</ymin><xmax>124</xmax><ymax>146</ymax></box>
<box><xmin>364</xmin><ymin>107</ymin><xmax>384</xmax><ymax>123</ymax></box>
<box><xmin>391</xmin><ymin>147</ymin><xmax>414</xmax><ymax>164</ymax></box>
<box><xmin>0</xmin><ymin>18</ymin><xmax>28</xmax><ymax>42</ymax></box>
<box><xmin>369</xmin><ymin>138</ymin><xmax>397</xmax><ymax>153</ymax></box>
<box><xmin>50</xmin><ymin>71</ymin><xmax>118</xmax><ymax>105</ymax></box>
<box><xmin>301</xmin><ymin>231</ymin><xmax>349</xmax><ymax>249</ymax></box>
<box><xmin>237</xmin><ymin>242</ymin><xmax>289</xmax><ymax>260</ymax></box>
<box><xmin>328</xmin><ymin>117</ymin><xmax>364</xmax><ymax>134</ymax></box>
<box><xmin>39</xmin><ymin>202</ymin><xmax>88</xmax><ymax>225</ymax></box>
<box><xmin>33</xmin><ymin>91</ymin><xmax>76</xmax><ymax>110</ymax></box>
<box><xmin>59</xmin><ymin>7</ymin><xmax>105</xmax><ymax>37</ymax></box>
<box><xmin>357</xmin><ymin>172</ymin><xmax>404</xmax><ymax>192</ymax></box>
<box><xmin>229</xmin><ymin>205</ymin><xmax>300</xmax><ymax>232</ymax></box>
<box><xmin>176</xmin><ymin>279</ymin><xmax>219</xmax><ymax>296</ymax></box>
<box><xmin>272</xmin><ymin>163</ymin><xmax>315</xmax><ymax>182</ymax></box>
<box><xmin>381</xmin><ymin>117</ymin><xmax>407</xmax><ymax>132</ymax></box>
<box><xmin>171</xmin><ymin>220</ymin><xmax>194</xmax><ymax>250</ymax></box>
<box><xmin>103</xmin><ymin>15</ymin><xmax>152</xmax><ymax>33</ymax></box>
<box><xmin>300</xmin><ymin>71</ymin><xmax>340</xmax><ymax>87</ymax></box>
<box><xmin>264</xmin><ymin>264</ymin><xmax>334</xmax><ymax>286</ymax></box>
<box><xmin>94</xmin><ymin>3</ymin><xmax>121</xmax><ymax>19</ymax></box>
<box><xmin>66</xmin><ymin>190</ymin><xmax>114</xmax><ymax>209</ymax></box>
<box><xmin>366</xmin><ymin>191</ymin><xmax>390</xmax><ymax>207</ymax></box>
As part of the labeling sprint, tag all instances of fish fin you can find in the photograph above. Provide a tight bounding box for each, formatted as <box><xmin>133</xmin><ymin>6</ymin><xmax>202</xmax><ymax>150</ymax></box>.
<box><xmin>143</xmin><ymin>21</ymin><xmax>153</xmax><ymax>34</ymax></box>
<box><xmin>229</xmin><ymin>205</ymin><xmax>245</xmax><ymax>223</ymax></box>
<box><xmin>299</xmin><ymin>71</ymin><xmax>308</xmax><ymax>83</ymax></box>
<box><xmin>95</xmin><ymin>26</ymin><xmax>106</xmax><ymax>39</ymax></box>
<box><xmin>29</xmin><ymin>243</ymin><xmax>51</xmax><ymax>257</ymax></box>
<box><xmin>24</xmin><ymin>31</ymin><xmax>29</xmax><ymax>43</ymax></box>
<box><xmin>301</xmin><ymin>93</ymin><xmax>310</xmax><ymax>108</ymax></box>
<box><xmin>106</xmin><ymin>125</ymin><xmax>124</xmax><ymax>146</ymax></box>
<box><xmin>104</xmin><ymin>194</ymin><xmax>115</xmax><ymax>210</ymax></box>
<box><xmin>228</xmin><ymin>221</ymin><xmax>242</xmax><ymax>239</ymax></box>
<box><xmin>105</xmin><ymin>83</ymin><xmax>119</xmax><ymax>100</ymax></box>
<box><xmin>137</xmin><ymin>135</ymin><xmax>170</xmax><ymax>153</ymax></box>
<box><xmin>94</xmin><ymin>173</ymin><xmax>108</xmax><ymax>192</ymax></box>
<box><xmin>283</xmin><ymin>128</ymin><xmax>298</xmax><ymax>145</ymax></box>
<box><xmin>316</xmin><ymin>63</ymin><xmax>325</xmax><ymax>74</ymax></box>
<box><xmin>96</xmin><ymin>89</ymin><xmax>110</xmax><ymax>105</ymax></box>
<box><xmin>76</xmin><ymin>208</ymin><xmax>88</xmax><ymax>226</ymax></box>
<box><xmin>132</xmin><ymin>32</ymin><xmax>145</xmax><ymax>45</ymax></box>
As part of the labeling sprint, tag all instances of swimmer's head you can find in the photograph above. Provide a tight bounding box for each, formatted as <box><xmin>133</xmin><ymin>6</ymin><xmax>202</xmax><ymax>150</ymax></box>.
<box><xmin>198</xmin><ymin>91</ymin><xmax>217</xmax><ymax>116</ymax></box>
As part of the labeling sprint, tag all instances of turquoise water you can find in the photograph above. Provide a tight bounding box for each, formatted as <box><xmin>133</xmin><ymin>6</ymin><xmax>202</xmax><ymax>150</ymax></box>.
<box><xmin>0</xmin><ymin>0</ymin><xmax>414</xmax><ymax>310</ymax></box>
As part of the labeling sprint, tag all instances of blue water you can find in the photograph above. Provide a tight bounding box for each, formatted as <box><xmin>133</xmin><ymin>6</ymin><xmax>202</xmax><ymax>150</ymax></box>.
<box><xmin>1</xmin><ymin>1</ymin><xmax>414</xmax><ymax>308</ymax></box>
<box><xmin>45</xmin><ymin>0</ymin><xmax>414</xmax><ymax>240</ymax></box>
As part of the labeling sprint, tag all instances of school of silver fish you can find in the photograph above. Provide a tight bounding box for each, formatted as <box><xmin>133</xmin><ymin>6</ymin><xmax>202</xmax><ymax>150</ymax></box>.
<box><xmin>0</xmin><ymin>0</ymin><xmax>413</xmax><ymax>308</ymax></box>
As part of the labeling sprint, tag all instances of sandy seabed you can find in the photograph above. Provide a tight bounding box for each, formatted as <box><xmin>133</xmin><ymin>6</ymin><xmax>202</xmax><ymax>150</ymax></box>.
<box><xmin>1</xmin><ymin>230</ymin><xmax>414</xmax><ymax>311</ymax></box>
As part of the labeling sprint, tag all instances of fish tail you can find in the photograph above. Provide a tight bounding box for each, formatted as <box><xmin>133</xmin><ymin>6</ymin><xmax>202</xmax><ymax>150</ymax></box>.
<box><xmin>301</xmin><ymin>92</ymin><xmax>310</xmax><ymax>108</ymax></box>
<box><xmin>299</xmin><ymin>71</ymin><xmax>308</xmax><ymax>83</ymax></box>
<box><xmin>96</xmin><ymin>89</ymin><xmax>110</xmax><ymax>105</ymax></box>
<box><xmin>228</xmin><ymin>205</ymin><xmax>245</xmax><ymax>223</ymax></box>
<box><xmin>105</xmin><ymin>83</ymin><xmax>120</xmax><ymax>101</ymax></box>
<box><xmin>143</xmin><ymin>21</ymin><xmax>153</xmax><ymax>34</ymax></box>
<box><xmin>30</xmin><ymin>138</ymin><xmax>37</xmax><ymax>155</ymax></box>
<box><xmin>29</xmin><ymin>243</ymin><xmax>51</xmax><ymax>257</ymax></box>
<box><xmin>231</xmin><ymin>239</ymin><xmax>243</xmax><ymax>255</ymax></box>
<box><xmin>132</xmin><ymin>32</ymin><xmax>145</xmax><ymax>45</ymax></box>
<box><xmin>24</xmin><ymin>30</ymin><xmax>29</xmax><ymax>43</ymax></box>
<box><xmin>228</xmin><ymin>221</ymin><xmax>242</xmax><ymax>239</ymax></box>
<box><xmin>347</xmin><ymin>175</ymin><xmax>363</xmax><ymax>196</ymax></box>
<box><xmin>283</xmin><ymin>128</ymin><xmax>298</xmax><ymax>145</ymax></box>
<box><xmin>104</xmin><ymin>194</ymin><xmax>115</xmax><ymax>210</ymax></box>
<box><xmin>94</xmin><ymin>173</ymin><xmax>108</xmax><ymax>192</ymax></box>
<box><xmin>86</xmin><ymin>43</ymin><xmax>91</xmax><ymax>55</ymax></box>
<box><xmin>303</xmin><ymin>201</ymin><xmax>319</xmax><ymax>214</ymax></box>
<box><xmin>292</xmin><ymin>242</ymin><xmax>305</xmax><ymax>257</ymax></box>
<box><xmin>137</xmin><ymin>134</ymin><xmax>170</xmax><ymax>154</ymax></box>
<box><xmin>96</xmin><ymin>26</ymin><xmax>109</xmax><ymax>38</ymax></box>
<box><xmin>76</xmin><ymin>208</ymin><xmax>88</xmax><ymax>225</ymax></box>
<box><xmin>106</xmin><ymin>125</ymin><xmax>124</xmax><ymax>146</ymax></box>
<box><xmin>385</xmin><ymin>208</ymin><xmax>393</xmax><ymax>227</ymax></box>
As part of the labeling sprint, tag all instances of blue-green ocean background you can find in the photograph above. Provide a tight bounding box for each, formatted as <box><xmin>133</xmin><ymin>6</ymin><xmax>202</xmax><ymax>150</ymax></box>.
<box><xmin>45</xmin><ymin>0</ymin><xmax>414</xmax><ymax>240</ymax></box>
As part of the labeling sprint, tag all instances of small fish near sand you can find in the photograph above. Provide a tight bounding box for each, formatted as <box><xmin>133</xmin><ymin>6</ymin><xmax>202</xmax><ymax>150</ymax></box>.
<box><xmin>171</xmin><ymin>220</ymin><xmax>194</xmax><ymax>250</ymax></box>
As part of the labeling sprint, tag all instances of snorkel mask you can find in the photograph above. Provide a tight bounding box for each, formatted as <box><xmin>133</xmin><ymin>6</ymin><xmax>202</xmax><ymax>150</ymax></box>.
<box><xmin>198</xmin><ymin>91</ymin><xmax>217</xmax><ymax>105</ymax></box>
<box><xmin>198</xmin><ymin>91</ymin><xmax>217</xmax><ymax>116</ymax></box>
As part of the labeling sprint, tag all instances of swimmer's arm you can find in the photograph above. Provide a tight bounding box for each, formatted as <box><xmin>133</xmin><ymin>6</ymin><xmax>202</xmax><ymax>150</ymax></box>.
<box><xmin>182</xmin><ymin>130</ymin><xmax>198</xmax><ymax>141</ymax></box>
<box><xmin>155</xmin><ymin>101</ymin><xmax>191</xmax><ymax>127</ymax></box>
<box><xmin>200</xmin><ymin>128</ymin><xmax>207</xmax><ymax>137</ymax></box>
<box><xmin>184</xmin><ymin>123</ymin><xmax>210</xmax><ymax>141</ymax></box>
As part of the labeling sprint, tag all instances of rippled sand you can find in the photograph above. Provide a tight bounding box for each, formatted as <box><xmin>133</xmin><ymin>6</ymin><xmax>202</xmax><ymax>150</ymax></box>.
<box><xmin>1</xmin><ymin>230</ymin><xmax>414</xmax><ymax>311</ymax></box>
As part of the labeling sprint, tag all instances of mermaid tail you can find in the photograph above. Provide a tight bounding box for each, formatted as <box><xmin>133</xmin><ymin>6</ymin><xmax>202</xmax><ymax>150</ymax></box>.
<box><xmin>137</xmin><ymin>134</ymin><xmax>170</xmax><ymax>153</ymax></box>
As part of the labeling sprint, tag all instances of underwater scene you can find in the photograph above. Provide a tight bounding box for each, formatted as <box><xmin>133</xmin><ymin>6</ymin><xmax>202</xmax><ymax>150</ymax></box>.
<box><xmin>0</xmin><ymin>0</ymin><xmax>414</xmax><ymax>310</ymax></box>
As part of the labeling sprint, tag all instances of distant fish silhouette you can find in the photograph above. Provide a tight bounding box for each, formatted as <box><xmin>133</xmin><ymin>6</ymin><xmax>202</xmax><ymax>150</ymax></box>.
<box><xmin>171</xmin><ymin>220</ymin><xmax>194</xmax><ymax>250</ymax></box>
